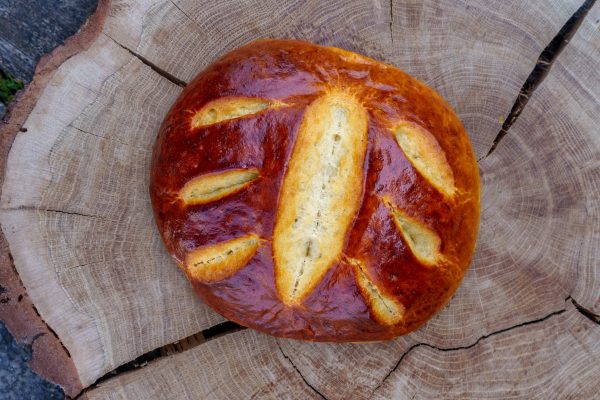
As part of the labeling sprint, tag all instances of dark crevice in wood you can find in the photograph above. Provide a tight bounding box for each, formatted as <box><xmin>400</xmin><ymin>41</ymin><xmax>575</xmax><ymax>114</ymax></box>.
<box><xmin>481</xmin><ymin>0</ymin><xmax>596</xmax><ymax>160</ymax></box>
<box><xmin>1</xmin><ymin>205</ymin><xmax>106</xmax><ymax>220</ymax></box>
<box><xmin>199</xmin><ymin>320</ymin><xmax>245</xmax><ymax>340</ymax></box>
<box><xmin>5</xmin><ymin>248</ymin><xmax>75</xmax><ymax>361</ymax></box>
<box><xmin>571</xmin><ymin>297</ymin><xmax>600</xmax><ymax>324</ymax></box>
<box><xmin>28</xmin><ymin>301</ymin><xmax>72</xmax><ymax>360</ymax></box>
<box><xmin>103</xmin><ymin>34</ymin><xmax>187</xmax><ymax>88</ymax></box>
<box><xmin>277</xmin><ymin>342</ymin><xmax>329</xmax><ymax>400</ymax></box>
<box><xmin>29</xmin><ymin>332</ymin><xmax>46</xmax><ymax>346</ymax></box>
<box><xmin>372</xmin><ymin>308</ymin><xmax>567</xmax><ymax>394</ymax></box>
<box><xmin>389</xmin><ymin>0</ymin><xmax>394</xmax><ymax>44</ymax></box>
<box><xmin>68</xmin><ymin>125</ymin><xmax>150</xmax><ymax>152</ymax></box>
<box><xmin>74</xmin><ymin>320</ymin><xmax>245</xmax><ymax>398</ymax></box>
<box><xmin>45</xmin><ymin>208</ymin><xmax>105</xmax><ymax>219</ymax></box>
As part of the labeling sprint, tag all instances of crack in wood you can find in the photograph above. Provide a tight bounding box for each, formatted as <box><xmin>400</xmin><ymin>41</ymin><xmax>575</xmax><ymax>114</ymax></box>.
<box><xmin>168</xmin><ymin>0</ymin><xmax>205</xmax><ymax>34</ymax></box>
<box><xmin>28</xmin><ymin>332</ymin><xmax>46</xmax><ymax>347</ymax></box>
<box><xmin>63</xmin><ymin>260</ymin><xmax>105</xmax><ymax>272</ymax></box>
<box><xmin>371</xmin><ymin>308</ymin><xmax>568</xmax><ymax>395</ymax></box>
<box><xmin>481</xmin><ymin>0</ymin><xmax>597</xmax><ymax>160</ymax></box>
<box><xmin>199</xmin><ymin>320</ymin><xmax>245</xmax><ymax>340</ymax></box>
<box><xmin>1</xmin><ymin>206</ymin><xmax>106</xmax><ymax>220</ymax></box>
<box><xmin>276</xmin><ymin>341</ymin><xmax>329</xmax><ymax>400</ymax></box>
<box><xmin>103</xmin><ymin>33</ymin><xmax>187</xmax><ymax>88</ymax></box>
<box><xmin>72</xmin><ymin>321</ymin><xmax>245</xmax><ymax>398</ymax></box>
<box><xmin>389</xmin><ymin>0</ymin><xmax>394</xmax><ymax>44</ymax></box>
<box><xmin>28</xmin><ymin>302</ymin><xmax>72</xmax><ymax>360</ymax></box>
<box><xmin>2</xmin><ymin>248</ymin><xmax>76</xmax><ymax>382</ymax></box>
<box><xmin>571</xmin><ymin>297</ymin><xmax>600</xmax><ymax>324</ymax></box>
<box><xmin>4</xmin><ymin>250</ymin><xmax>73</xmax><ymax>359</ymax></box>
<box><xmin>69</xmin><ymin>125</ymin><xmax>150</xmax><ymax>152</ymax></box>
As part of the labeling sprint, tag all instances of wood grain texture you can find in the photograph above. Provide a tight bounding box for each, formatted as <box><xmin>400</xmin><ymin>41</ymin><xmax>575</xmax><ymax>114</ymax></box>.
<box><xmin>82</xmin><ymin>302</ymin><xmax>600</xmax><ymax>400</ymax></box>
<box><xmin>386</xmin><ymin>1</ymin><xmax>584</xmax><ymax>158</ymax></box>
<box><xmin>0</xmin><ymin>33</ymin><xmax>225</xmax><ymax>387</ymax></box>
<box><xmin>103</xmin><ymin>0</ymin><xmax>390</xmax><ymax>84</ymax></box>
<box><xmin>0</xmin><ymin>1</ymin><xmax>111</xmax><ymax>396</ymax></box>
<box><xmin>0</xmin><ymin>0</ymin><xmax>598</xmax><ymax>397</ymax></box>
<box><xmin>503</xmin><ymin>2</ymin><xmax>600</xmax><ymax>315</ymax></box>
<box><xmin>85</xmin><ymin>330</ymin><xmax>329</xmax><ymax>400</ymax></box>
<box><xmin>372</xmin><ymin>301</ymin><xmax>600</xmax><ymax>399</ymax></box>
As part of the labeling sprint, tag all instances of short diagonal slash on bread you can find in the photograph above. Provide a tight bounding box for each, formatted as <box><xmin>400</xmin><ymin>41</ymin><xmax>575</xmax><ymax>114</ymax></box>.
<box><xmin>186</xmin><ymin>234</ymin><xmax>260</xmax><ymax>282</ymax></box>
<box><xmin>180</xmin><ymin>169</ymin><xmax>259</xmax><ymax>205</ymax></box>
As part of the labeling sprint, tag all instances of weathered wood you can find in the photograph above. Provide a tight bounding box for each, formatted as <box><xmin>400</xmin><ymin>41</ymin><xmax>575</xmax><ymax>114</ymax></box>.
<box><xmin>86</xmin><ymin>330</ymin><xmax>331</xmax><ymax>400</ymax></box>
<box><xmin>82</xmin><ymin>301</ymin><xmax>600</xmax><ymax>400</ymax></box>
<box><xmin>506</xmin><ymin>4</ymin><xmax>600</xmax><ymax>314</ymax></box>
<box><xmin>0</xmin><ymin>35</ymin><xmax>226</xmax><ymax>387</ymax></box>
<box><xmin>0</xmin><ymin>1</ymin><xmax>111</xmax><ymax>397</ymax></box>
<box><xmin>373</xmin><ymin>301</ymin><xmax>600</xmax><ymax>399</ymax></box>
<box><xmin>0</xmin><ymin>0</ymin><xmax>598</xmax><ymax>398</ymax></box>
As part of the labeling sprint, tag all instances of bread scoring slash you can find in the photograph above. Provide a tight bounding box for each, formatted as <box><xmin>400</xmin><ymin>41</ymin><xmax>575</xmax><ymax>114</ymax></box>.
<box><xmin>150</xmin><ymin>39</ymin><xmax>480</xmax><ymax>341</ymax></box>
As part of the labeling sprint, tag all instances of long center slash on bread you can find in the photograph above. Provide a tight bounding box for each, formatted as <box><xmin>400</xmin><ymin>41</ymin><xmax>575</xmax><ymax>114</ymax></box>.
<box><xmin>273</xmin><ymin>91</ymin><xmax>368</xmax><ymax>306</ymax></box>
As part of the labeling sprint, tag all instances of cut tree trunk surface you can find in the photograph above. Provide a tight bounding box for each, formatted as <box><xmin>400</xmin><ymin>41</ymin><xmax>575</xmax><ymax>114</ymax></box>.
<box><xmin>1</xmin><ymin>0</ymin><xmax>599</xmax><ymax>399</ymax></box>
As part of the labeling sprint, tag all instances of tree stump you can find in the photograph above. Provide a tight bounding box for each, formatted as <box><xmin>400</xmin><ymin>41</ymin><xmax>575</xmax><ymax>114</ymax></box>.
<box><xmin>1</xmin><ymin>0</ymin><xmax>599</xmax><ymax>398</ymax></box>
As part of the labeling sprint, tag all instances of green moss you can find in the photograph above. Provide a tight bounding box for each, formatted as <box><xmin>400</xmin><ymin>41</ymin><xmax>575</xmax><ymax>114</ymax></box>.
<box><xmin>0</xmin><ymin>69</ymin><xmax>24</xmax><ymax>105</ymax></box>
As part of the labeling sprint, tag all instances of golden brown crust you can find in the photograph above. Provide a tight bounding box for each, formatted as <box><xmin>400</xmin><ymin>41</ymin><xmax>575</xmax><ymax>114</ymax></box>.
<box><xmin>150</xmin><ymin>39</ymin><xmax>480</xmax><ymax>341</ymax></box>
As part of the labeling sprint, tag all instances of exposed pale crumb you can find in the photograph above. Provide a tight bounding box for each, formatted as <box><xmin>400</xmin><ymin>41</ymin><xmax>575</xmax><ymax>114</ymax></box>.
<box><xmin>348</xmin><ymin>257</ymin><xmax>405</xmax><ymax>325</ymax></box>
<box><xmin>180</xmin><ymin>168</ymin><xmax>259</xmax><ymax>205</ymax></box>
<box><xmin>394</xmin><ymin>120</ymin><xmax>456</xmax><ymax>197</ymax></box>
<box><xmin>273</xmin><ymin>91</ymin><xmax>368</xmax><ymax>306</ymax></box>
<box><xmin>383</xmin><ymin>198</ymin><xmax>441</xmax><ymax>266</ymax></box>
<box><xmin>191</xmin><ymin>97</ymin><xmax>284</xmax><ymax>128</ymax></box>
<box><xmin>186</xmin><ymin>234</ymin><xmax>259</xmax><ymax>282</ymax></box>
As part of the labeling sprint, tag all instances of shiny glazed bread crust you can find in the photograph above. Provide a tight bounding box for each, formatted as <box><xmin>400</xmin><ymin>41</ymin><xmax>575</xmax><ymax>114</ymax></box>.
<box><xmin>150</xmin><ymin>39</ymin><xmax>480</xmax><ymax>341</ymax></box>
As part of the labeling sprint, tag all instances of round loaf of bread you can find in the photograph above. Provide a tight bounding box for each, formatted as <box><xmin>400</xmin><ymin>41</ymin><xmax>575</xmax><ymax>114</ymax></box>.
<box><xmin>150</xmin><ymin>39</ymin><xmax>480</xmax><ymax>341</ymax></box>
